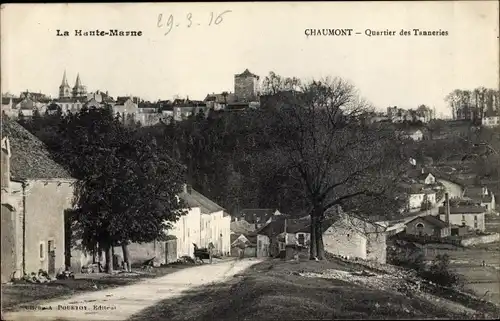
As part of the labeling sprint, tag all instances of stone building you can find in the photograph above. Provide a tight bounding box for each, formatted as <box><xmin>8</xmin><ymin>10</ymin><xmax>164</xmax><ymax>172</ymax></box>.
<box><xmin>234</xmin><ymin>69</ymin><xmax>260</xmax><ymax>102</ymax></box>
<box><xmin>1</xmin><ymin>119</ymin><xmax>75</xmax><ymax>282</ymax></box>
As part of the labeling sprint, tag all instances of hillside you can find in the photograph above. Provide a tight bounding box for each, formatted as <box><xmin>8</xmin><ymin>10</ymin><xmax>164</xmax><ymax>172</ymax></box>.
<box><xmin>129</xmin><ymin>256</ymin><xmax>500</xmax><ymax>320</ymax></box>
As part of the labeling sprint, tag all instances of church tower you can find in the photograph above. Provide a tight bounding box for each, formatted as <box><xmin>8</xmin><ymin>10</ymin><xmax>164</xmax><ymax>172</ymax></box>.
<box><xmin>59</xmin><ymin>70</ymin><xmax>71</xmax><ymax>98</ymax></box>
<box><xmin>72</xmin><ymin>73</ymin><xmax>87</xmax><ymax>97</ymax></box>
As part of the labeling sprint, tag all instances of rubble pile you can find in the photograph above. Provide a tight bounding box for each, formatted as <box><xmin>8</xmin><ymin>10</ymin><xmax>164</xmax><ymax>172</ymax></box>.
<box><xmin>299</xmin><ymin>268</ymin><xmax>421</xmax><ymax>295</ymax></box>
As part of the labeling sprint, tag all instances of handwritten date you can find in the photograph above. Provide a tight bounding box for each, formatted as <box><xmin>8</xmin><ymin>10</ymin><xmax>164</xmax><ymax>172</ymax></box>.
<box><xmin>157</xmin><ymin>10</ymin><xmax>232</xmax><ymax>35</ymax></box>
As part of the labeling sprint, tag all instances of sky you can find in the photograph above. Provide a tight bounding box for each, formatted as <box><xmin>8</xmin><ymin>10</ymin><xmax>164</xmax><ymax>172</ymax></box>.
<box><xmin>1</xmin><ymin>2</ymin><xmax>498</xmax><ymax>117</ymax></box>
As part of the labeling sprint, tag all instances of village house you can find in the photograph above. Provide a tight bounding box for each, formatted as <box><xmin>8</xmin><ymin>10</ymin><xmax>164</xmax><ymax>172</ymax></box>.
<box><xmin>204</xmin><ymin>92</ymin><xmax>238</xmax><ymax>110</ymax></box>
<box><xmin>255</xmin><ymin>214</ymin><xmax>307</xmax><ymax>258</ymax></box>
<box><xmin>255</xmin><ymin>208</ymin><xmax>388</xmax><ymax>264</ymax></box>
<box><xmin>236</xmin><ymin>208</ymin><xmax>283</xmax><ymax>229</ymax></box>
<box><xmin>481</xmin><ymin>110</ymin><xmax>499</xmax><ymax>128</ymax></box>
<box><xmin>463</xmin><ymin>186</ymin><xmax>496</xmax><ymax>213</ymax></box>
<box><xmin>113</xmin><ymin>96</ymin><xmax>139</xmax><ymax>120</ymax></box>
<box><xmin>116</xmin><ymin>185</ymin><xmax>231</xmax><ymax>267</ymax></box>
<box><xmin>230</xmin><ymin>233</ymin><xmax>257</xmax><ymax>257</ymax></box>
<box><xmin>2</xmin><ymin>92</ymin><xmax>51</xmax><ymax>118</ymax></box>
<box><xmin>172</xmin><ymin>99</ymin><xmax>209</xmax><ymax>122</ymax></box>
<box><xmin>405</xmin><ymin>215</ymin><xmax>451</xmax><ymax>238</ymax></box>
<box><xmin>1</xmin><ymin>120</ymin><xmax>76</xmax><ymax>282</ymax></box>
<box><xmin>322</xmin><ymin>209</ymin><xmax>388</xmax><ymax>264</ymax></box>
<box><xmin>168</xmin><ymin>185</ymin><xmax>231</xmax><ymax>258</ymax></box>
<box><xmin>438</xmin><ymin>202</ymin><xmax>486</xmax><ymax>231</ymax></box>
<box><xmin>403</xmin><ymin>184</ymin><xmax>436</xmax><ymax>211</ymax></box>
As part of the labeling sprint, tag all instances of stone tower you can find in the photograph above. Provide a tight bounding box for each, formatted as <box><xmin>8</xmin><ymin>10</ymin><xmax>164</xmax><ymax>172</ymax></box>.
<box><xmin>234</xmin><ymin>69</ymin><xmax>260</xmax><ymax>102</ymax></box>
<box><xmin>72</xmin><ymin>73</ymin><xmax>87</xmax><ymax>97</ymax></box>
<box><xmin>59</xmin><ymin>70</ymin><xmax>71</xmax><ymax>98</ymax></box>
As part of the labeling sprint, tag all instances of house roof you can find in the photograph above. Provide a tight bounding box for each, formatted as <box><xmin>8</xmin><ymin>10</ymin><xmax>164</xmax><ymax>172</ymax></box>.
<box><xmin>230</xmin><ymin>220</ymin><xmax>256</xmax><ymax>234</ymax></box>
<box><xmin>2</xmin><ymin>97</ymin><xmax>13</xmax><ymax>105</ymax></box>
<box><xmin>235</xmin><ymin>69</ymin><xmax>259</xmax><ymax>79</ymax></box>
<box><xmin>256</xmin><ymin>216</ymin><xmax>311</xmax><ymax>236</ymax></box>
<box><xmin>403</xmin><ymin>183</ymin><xmax>425</xmax><ymax>194</ymax></box>
<box><xmin>204</xmin><ymin>93</ymin><xmax>238</xmax><ymax>104</ymax></box>
<box><xmin>408</xmin><ymin>215</ymin><xmax>448</xmax><ymax>228</ymax></box>
<box><xmin>407</xmin><ymin>169</ymin><xmax>434</xmax><ymax>181</ymax></box>
<box><xmin>438</xmin><ymin>205</ymin><xmax>486</xmax><ymax>214</ymax></box>
<box><xmin>484</xmin><ymin>109</ymin><xmax>499</xmax><ymax>118</ymax></box>
<box><xmin>115</xmin><ymin>97</ymin><xmax>131</xmax><ymax>105</ymax></box>
<box><xmin>179</xmin><ymin>188</ymin><xmax>225</xmax><ymax>214</ymax></box>
<box><xmin>239</xmin><ymin>208</ymin><xmax>276</xmax><ymax>224</ymax></box>
<box><xmin>1</xmin><ymin>119</ymin><xmax>73</xmax><ymax>180</ymax></box>
<box><xmin>463</xmin><ymin>186</ymin><xmax>493</xmax><ymax>203</ymax></box>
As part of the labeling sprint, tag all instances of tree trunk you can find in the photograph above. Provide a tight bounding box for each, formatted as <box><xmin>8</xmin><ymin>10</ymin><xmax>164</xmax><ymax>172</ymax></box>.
<box><xmin>104</xmin><ymin>242</ymin><xmax>113</xmax><ymax>274</ymax></box>
<box><xmin>309</xmin><ymin>215</ymin><xmax>317</xmax><ymax>260</ymax></box>
<box><xmin>122</xmin><ymin>242</ymin><xmax>131</xmax><ymax>272</ymax></box>
<box><xmin>315</xmin><ymin>216</ymin><xmax>326</xmax><ymax>260</ymax></box>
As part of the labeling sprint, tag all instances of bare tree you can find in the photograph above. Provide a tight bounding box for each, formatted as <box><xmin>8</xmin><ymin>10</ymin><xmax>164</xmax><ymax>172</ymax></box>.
<box><xmin>261</xmin><ymin>77</ymin><xmax>408</xmax><ymax>260</ymax></box>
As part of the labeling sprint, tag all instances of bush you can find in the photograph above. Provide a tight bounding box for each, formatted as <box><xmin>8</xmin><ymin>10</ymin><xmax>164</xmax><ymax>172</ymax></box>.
<box><xmin>387</xmin><ymin>244</ymin><xmax>426</xmax><ymax>271</ymax></box>
<box><xmin>418</xmin><ymin>254</ymin><xmax>462</xmax><ymax>288</ymax></box>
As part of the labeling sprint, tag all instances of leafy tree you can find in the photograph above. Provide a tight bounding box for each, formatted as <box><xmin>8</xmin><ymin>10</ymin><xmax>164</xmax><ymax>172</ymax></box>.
<box><xmin>53</xmin><ymin>106</ymin><xmax>187</xmax><ymax>272</ymax></box>
<box><xmin>419</xmin><ymin>254</ymin><xmax>462</xmax><ymax>287</ymax></box>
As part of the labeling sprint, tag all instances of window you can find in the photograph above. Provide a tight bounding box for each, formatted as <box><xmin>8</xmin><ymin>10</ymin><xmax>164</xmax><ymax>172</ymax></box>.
<box><xmin>474</xmin><ymin>215</ymin><xmax>478</xmax><ymax>221</ymax></box>
<box><xmin>297</xmin><ymin>233</ymin><xmax>305</xmax><ymax>245</ymax></box>
<box><xmin>474</xmin><ymin>222</ymin><xmax>478</xmax><ymax>229</ymax></box>
<box><xmin>39</xmin><ymin>242</ymin><xmax>45</xmax><ymax>260</ymax></box>
<box><xmin>462</xmin><ymin>215</ymin><xmax>466</xmax><ymax>222</ymax></box>
<box><xmin>278</xmin><ymin>242</ymin><xmax>285</xmax><ymax>251</ymax></box>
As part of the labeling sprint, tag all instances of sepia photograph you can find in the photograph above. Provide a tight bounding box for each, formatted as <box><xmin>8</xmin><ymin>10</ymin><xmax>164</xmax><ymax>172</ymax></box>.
<box><xmin>1</xmin><ymin>1</ymin><xmax>499</xmax><ymax>320</ymax></box>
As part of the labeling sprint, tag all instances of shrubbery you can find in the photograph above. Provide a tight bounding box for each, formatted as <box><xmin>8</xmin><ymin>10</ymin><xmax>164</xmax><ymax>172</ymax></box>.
<box><xmin>419</xmin><ymin>254</ymin><xmax>462</xmax><ymax>288</ymax></box>
<box><xmin>388</xmin><ymin>243</ymin><xmax>462</xmax><ymax>288</ymax></box>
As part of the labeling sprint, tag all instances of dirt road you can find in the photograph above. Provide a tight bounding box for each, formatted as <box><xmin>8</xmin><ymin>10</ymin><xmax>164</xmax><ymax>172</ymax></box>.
<box><xmin>2</xmin><ymin>258</ymin><xmax>262</xmax><ymax>321</ymax></box>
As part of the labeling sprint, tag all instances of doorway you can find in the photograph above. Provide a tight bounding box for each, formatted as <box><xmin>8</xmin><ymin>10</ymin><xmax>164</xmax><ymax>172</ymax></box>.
<box><xmin>48</xmin><ymin>240</ymin><xmax>56</xmax><ymax>275</ymax></box>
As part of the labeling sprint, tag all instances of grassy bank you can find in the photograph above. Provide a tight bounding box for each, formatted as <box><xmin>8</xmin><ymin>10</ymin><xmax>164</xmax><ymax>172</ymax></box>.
<box><xmin>128</xmin><ymin>258</ymin><xmax>493</xmax><ymax>321</ymax></box>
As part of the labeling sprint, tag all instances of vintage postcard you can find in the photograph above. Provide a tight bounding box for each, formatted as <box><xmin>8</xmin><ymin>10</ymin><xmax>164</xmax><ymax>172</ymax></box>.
<box><xmin>1</xmin><ymin>1</ymin><xmax>499</xmax><ymax>320</ymax></box>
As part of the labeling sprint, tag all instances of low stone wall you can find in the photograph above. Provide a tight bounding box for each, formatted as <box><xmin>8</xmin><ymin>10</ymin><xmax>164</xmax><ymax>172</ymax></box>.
<box><xmin>461</xmin><ymin>233</ymin><xmax>500</xmax><ymax>247</ymax></box>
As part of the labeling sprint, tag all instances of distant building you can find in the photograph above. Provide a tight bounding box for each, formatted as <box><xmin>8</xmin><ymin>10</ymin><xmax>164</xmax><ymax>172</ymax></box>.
<box><xmin>113</xmin><ymin>96</ymin><xmax>139</xmax><ymax>122</ymax></box>
<box><xmin>234</xmin><ymin>69</ymin><xmax>260</xmax><ymax>102</ymax></box>
<box><xmin>481</xmin><ymin>109</ymin><xmax>499</xmax><ymax>128</ymax></box>
<box><xmin>405</xmin><ymin>215</ymin><xmax>451</xmax><ymax>238</ymax></box>
<box><xmin>398</xmin><ymin>129</ymin><xmax>424</xmax><ymax>141</ymax></box>
<box><xmin>407</xmin><ymin>168</ymin><xmax>436</xmax><ymax>185</ymax></box>
<box><xmin>204</xmin><ymin>92</ymin><xmax>237</xmax><ymax>110</ymax></box>
<box><xmin>463</xmin><ymin>186</ymin><xmax>496</xmax><ymax>213</ymax></box>
<box><xmin>237</xmin><ymin>208</ymin><xmax>282</xmax><ymax>229</ymax></box>
<box><xmin>402</xmin><ymin>184</ymin><xmax>436</xmax><ymax>210</ymax></box>
<box><xmin>438</xmin><ymin>204</ymin><xmax>486</xmax><ymax>231</ymax></box>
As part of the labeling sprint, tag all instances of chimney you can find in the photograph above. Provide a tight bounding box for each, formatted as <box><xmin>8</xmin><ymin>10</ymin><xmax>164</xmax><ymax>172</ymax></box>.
<box><xmin>445</xmin><ymin>192</ymin><xmax>451</xmax><ymax>226</ymax></box>
<box><xmin>421</xmin><ymin>168</ymin><xmax>424</xmax><ymax>174</ymax></box>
